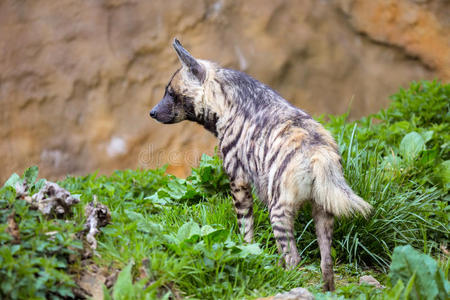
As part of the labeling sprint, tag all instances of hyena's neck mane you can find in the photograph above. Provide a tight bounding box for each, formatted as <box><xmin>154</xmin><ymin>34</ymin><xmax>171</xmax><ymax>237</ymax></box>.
<box><xmin>219</xmin><ymin>69</ymin><xmax>283</xmax><ymax>112</ymax></box>
<box><xmin>212</xmin><ymin>68</ymin><xmax>301</xmax><ymax>137</ymax></box>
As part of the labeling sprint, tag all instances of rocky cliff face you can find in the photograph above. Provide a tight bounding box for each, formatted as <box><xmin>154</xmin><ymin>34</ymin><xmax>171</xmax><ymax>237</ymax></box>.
<box><xmin>0</xmin><ymin>0</ymin><xmax>448</xmax><ymax>181</ymax></box>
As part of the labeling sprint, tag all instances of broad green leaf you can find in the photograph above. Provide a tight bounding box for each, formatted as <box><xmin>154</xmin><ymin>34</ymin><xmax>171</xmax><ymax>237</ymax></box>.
<box><xmin>388</xmin><ymin>121</ymin><xmax>410</xmax><ymax>133</ymax></box>
<box><xmin>389</xmin><ymin>245</ymin><xmax>450</xmax><ymax>300</ymax></box>
<box><xmin>163</xmin><ymin>233</ymin><xmax>179</xmax><ymax>245</ymax></box>
<box><xmin>203</xmin><ymin>227</ymin><xmax>228</xmax><ymax>243</ymax></box>
<box><xmin>23</xmin><ymin>166</ymin><xmax>39</xmax><ymax>184</ymax></box>
<box><xmin>125</xmin><ymin>209</ymin><xmax>144</xmax><ymax>221</ymax></box>
<box><xmin>137</xmin><ymin>221</ymin><xmax>163</xmax><ymax>234</ymax></box>
<box><xmin>57</xmin><ymin>286</ymin><xmax>74</xmax><ymax>298</ymax></box>
<box><xmin>176</xmin><ymin>221</ymin><xmax>201</xmax><ymax>242</ymax></box>
<box><xmin>420</xmin><ymin>130</ymin><xmax>434</xmax><ymax>143</ymax></box>
<box><xmin>399</xmin><ymin>132</ymin><xmax>425</xmax><ymax>161</ymax></box>
<box><xmin>10</xmin><ymin>245</ymin><xmax>21</xmax><ymax>255</ymax></box>
<box><xmin>34</xmin><ymin>178</ymin><xmax>46</xmax><ymax>191</ymax></box>
<box><xmin>236</xmin><ymin>243</ymin><xmax>263</xmax><ymax>258</ymax></box>
<box><xmin>0</xmin><ymin>185</ymin><xmax>17</xmax><ymax>203</ymax></box>
<box><xmin>144</xmin><ymin>193</ymin><xmax>173</xmax><ymax>205</ymax></box>
<box><xmin>200</xmin><ymin>225</ymin><xmax>217</xmax><ymax>236</ymax></box>
<box><xmin>166</xmin><ymin>180</ymin><xmax>187</xmax><ymax>200</ymax></box>
<box><xmin>224</xmin><ymin>240</ymin><xmax>236</xmax><ymax>248</ymax></box>
<box><xmin>3</xmin><ymin>173</ymin><xmax>21</xmax><ymax>188</ymax></box>
<box><xmin>1</xmin><ymin>280</ymin><xmax>13</xmax><ymax>293</ymax></box>
<box><xmin>113</xmin><ymin>261</ymin><xmax>135</xmax><ymax>300</ymax></box>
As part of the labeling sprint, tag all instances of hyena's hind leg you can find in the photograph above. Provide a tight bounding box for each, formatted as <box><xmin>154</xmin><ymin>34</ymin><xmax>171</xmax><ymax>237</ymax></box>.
<box><xmin>312</xmin><ymin>203</ymin><xmax>335</xmax><ymax>291</ymax></box>
<box><xmin>230</xmin><ymin>180</ymin><xmax>254</xmax><ymax>243</ymax></box>
<box><xmin>269</xmin><ymin>201</ymin><xmax>301</xmax><ymax>268</ymax></box>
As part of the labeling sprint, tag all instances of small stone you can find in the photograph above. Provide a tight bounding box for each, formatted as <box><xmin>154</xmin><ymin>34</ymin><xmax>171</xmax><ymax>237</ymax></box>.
<box><xmin>359</xmin><ymin>275</ymin><xmax>384</xmax><ymax>289</ymax></box>
<box><xmin>272</xmin><ymin>287</ymin><xmax>314</xmax><ymax>300</ymax></box>
<box><xmin>77</xmin><ymin>270</ymin><xmax>106</xmax><ymax>300</ymax></box>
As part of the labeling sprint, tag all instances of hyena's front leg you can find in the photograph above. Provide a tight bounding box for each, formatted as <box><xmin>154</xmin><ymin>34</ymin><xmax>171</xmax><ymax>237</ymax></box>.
<box><xmin>269</xmin><ymin>201</ymin><xmax>301</xmax><ymax>268</ymax></box>
<box><xmin>312</xmin><ymin>203</ymin><xmax>335</xmax><ymax>291</ymax></box>
<box><xmin>230</xmin><ymin>180</ymin><xmax>254</xmax><ymax>243</ymax></box>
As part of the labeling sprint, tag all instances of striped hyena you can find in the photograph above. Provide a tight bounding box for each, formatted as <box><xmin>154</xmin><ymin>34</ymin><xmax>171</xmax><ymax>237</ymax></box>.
<box><xmin>150</xmin><ymin>39</ymin><xmax>372</xmax><ymax>291</ymax></box>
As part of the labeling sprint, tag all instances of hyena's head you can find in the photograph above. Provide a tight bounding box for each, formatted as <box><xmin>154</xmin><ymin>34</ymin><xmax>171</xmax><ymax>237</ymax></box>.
<box><xmin>150</xmin><ymin>39</ymin><xmax>220</xmax><ymax>135</ymax></box>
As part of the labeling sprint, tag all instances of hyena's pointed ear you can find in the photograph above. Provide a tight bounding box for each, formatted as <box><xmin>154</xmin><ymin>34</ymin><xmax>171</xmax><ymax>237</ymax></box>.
<box><xmin>173</xmin><ymin>38</ymin><xmax>206</xmax><ymax>83</ymax></box>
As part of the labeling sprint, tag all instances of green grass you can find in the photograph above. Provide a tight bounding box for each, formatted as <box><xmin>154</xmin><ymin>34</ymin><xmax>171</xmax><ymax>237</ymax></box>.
<box><xmin>1</xmin><ymin>80</ymin><xmax>449</xmax><ymax>299</ymax></box>
<box><xmin>61</xmin><ymin>171</ymin><xmax>313</xmax><ymax>299</ymax></box>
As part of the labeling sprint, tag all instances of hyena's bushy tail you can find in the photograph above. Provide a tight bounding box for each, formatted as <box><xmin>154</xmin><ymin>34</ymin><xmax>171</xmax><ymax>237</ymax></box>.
<box><xmin>310</xmin><ymin>149</ymin><xmax>372</xmax><ymax>218</ymax></box>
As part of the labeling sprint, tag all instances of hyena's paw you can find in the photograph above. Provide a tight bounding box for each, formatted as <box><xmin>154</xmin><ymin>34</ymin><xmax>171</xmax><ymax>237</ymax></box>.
<box><xmin>283</xmin><ymin>253</ymin><xmax>301</xmax><ymax>269</ymax></box>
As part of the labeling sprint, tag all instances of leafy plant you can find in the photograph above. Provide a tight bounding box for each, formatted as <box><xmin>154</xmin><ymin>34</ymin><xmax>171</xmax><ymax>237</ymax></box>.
<box><xmin>0</xmin><ymin>168</ymin><xmax>82</xmax><ymax>300</ymax></box>
<box><xmin>389</xmin><ymin>245</ymin><xmax>449</xmax><ymax>300</ymax></box>
<box><xmin>316</xmin><ymin>81</ymin><xmax>449</xmax><ymax>267</ymax></box>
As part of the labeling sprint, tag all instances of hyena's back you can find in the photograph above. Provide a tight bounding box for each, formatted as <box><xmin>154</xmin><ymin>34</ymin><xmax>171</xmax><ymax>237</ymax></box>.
<box><xmin>218</xmin><ymin>83</ymin><xmax>371</xmax><ymax>218</ymax></box>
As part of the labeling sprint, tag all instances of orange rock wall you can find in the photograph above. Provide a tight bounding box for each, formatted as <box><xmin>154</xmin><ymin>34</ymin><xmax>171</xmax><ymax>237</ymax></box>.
<box><xmin>0</xmin><ymin>0</ymin><xmax>448</xmax><ymax>181</ymax></box>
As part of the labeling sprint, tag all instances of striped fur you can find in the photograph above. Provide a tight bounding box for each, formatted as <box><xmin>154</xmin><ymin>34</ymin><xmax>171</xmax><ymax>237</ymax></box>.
<box><xmin>150</xmin><ymin>39</ymin><xmax>372</xmax><ymax>291</ymax></box>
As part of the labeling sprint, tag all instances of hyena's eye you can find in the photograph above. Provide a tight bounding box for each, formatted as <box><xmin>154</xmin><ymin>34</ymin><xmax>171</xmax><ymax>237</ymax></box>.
<box><xmin>167</xmin><ymin>89</ymin><xmax>175</xmax><ymax>98</ymax></box>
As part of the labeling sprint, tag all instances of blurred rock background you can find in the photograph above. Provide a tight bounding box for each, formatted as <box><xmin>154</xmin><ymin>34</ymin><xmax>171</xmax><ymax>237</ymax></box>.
<box><xmin>0</xmin><ymin>0</ymin><xmax>449</xmax><ymax>181</ymax></box>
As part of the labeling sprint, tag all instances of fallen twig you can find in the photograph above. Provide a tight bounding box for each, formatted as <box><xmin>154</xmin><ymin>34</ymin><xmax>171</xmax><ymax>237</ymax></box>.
<box><xmin>31</xmin><ymin>181</ymin><xmax>80</xmax><ymax>216</ymax></box>
<box><xmin>84</xmin><ymin>196</ymin><xmax>111</xmax><ymax>251</ymax></box>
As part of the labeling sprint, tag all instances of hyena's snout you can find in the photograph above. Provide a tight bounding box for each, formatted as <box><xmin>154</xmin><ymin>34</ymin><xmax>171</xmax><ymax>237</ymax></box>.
<box><xmin>149</xmin><ymin>108</ymin><xmax>157</xmax><ymax>119</ymax></box>
<box><xmin>149</xmin><ymin>95</ymin><xmax>179</xmax><ymax>124</ymax></box>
